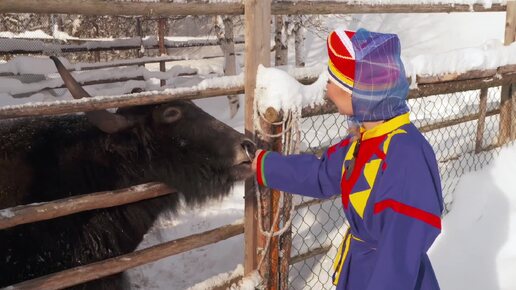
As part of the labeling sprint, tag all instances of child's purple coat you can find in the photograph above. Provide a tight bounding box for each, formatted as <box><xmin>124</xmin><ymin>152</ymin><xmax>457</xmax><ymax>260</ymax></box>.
<box><xmin>256</xmin><ymin>114</ymin><xmax>443</xmax><ymax>290</ymax></box>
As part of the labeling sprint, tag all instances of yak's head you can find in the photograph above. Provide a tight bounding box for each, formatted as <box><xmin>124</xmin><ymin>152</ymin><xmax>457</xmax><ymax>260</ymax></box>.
<box><xmin>50</xmin><ymin>57</ymin><xmax>256</xmax><ymax>204</ymax></box>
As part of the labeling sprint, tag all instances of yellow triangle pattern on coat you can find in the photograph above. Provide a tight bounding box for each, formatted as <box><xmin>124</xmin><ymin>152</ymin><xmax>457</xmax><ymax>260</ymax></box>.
<box><xmin>383</xmin><ymin>129</ymin><xmax>407</xmax><ymax>153</ymax></box>
<box><xmin>349</xmin><ymin>159</ymin><xmax>382</xmax><ymax>218</ymax></box>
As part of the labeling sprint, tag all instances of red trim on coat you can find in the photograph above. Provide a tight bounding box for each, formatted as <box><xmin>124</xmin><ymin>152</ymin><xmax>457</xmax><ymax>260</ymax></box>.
<box><xmin>256</xmin><ymin>150</ymin><xmax>267</xmax><ymax>186</ymax></box>
<box><xmin>374</xmin><ymin>199</ymin><xmax>441</xmax><ymax>229</ymax></box>
<box><xmin>327</xmin><ymin>138</ymin><xmax>351</xmax><ymax>159</ymax></box>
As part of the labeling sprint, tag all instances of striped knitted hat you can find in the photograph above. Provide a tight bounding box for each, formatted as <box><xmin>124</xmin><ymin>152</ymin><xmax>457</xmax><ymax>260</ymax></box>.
<box><xmin>327</xmin><ymin>29</ymin><xmax>356</xmax><ymax>94</ymax></box>
<box><xmin>327</xmin><ymin>28</ymin><xmax>410</xmax><ymax>122</ymax></box>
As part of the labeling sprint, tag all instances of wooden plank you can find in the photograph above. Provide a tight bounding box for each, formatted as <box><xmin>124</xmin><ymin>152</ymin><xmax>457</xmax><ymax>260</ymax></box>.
<box><xmin>0</xmin><ymin>0</ymin><xmax>507</xmax><ymax>17</ymax></box>
<box><xmin>2</xmin><ymin>66</ymin><xmax>515</xmax><ymax>121</ymax></box>
<box><xmin>475</xmin><ymin>88</ymin><xmax>489</xmax><ymax>153</ymax></box>
<box><xmin>289</xmin><ymin>245</ymin><xmax>332</xmax><ymax>265</ymax></box>
<box><xmin>0</xmin><ymin>0</ymin><xmax>244</xmax><ymax>16</ymax></box>
<box><xmin>4</xmin><ymin>222</ymin><xmax>244</xmax><ymax>290</ymax></box>
<box><xmin>271</xmin><ymin>1</ymin><xmax>507</xmax><ymax>15</ymax></box>
<box><xmin>158</xmin><ymin>10</ymin><xmax>167</xmax><ymax>87</ymax></box>
<box><xmin>500</xmin><ymin>1</ymin><xmax>516</xmax><ymax>144</ymax></box>
<box><xmin>416</xmin><ymin>68</ymin><xmax>497</xmax><ymax>84</ymax></box>
<box><xmin>512</xmin><ymin>85</ymin><xmax>516</xmax><ymax>140</ymax></box>
<box><xmin>279</xmin><ymin>192</ymin><xmax>293</xmax><ymax>290</ymax></box>
<box><xmin>262</xmin><ymin>109</ymin><xmax>283</xmax><ymax>290</ymax></box>
<box><xmin>302</xmin><ymin>72</ymin><xmax>516</xmax><ymax>118</ymax></box>
<box><xmin>419</xmin><ymin>108</ymin><xmax>500</xmax><ymax>133</ymax></box>
<box><xmin>0</xmin><ymin>38</ymin><xmax>245</xmax><ymax>56</ymax></box>
<box><xmin>0</xmin><ymin>182</ymin><xmax>174</xmax><ymax>230</ymax></box>
<box><xmin>244</xmin><ymin>0</ymin><xmax>272</xmax><ymax>277</ymax></box>
<box><xmin>0</xmin><ymin>86</ymin><xmax>244</xmax><ymax>120</ymax></box>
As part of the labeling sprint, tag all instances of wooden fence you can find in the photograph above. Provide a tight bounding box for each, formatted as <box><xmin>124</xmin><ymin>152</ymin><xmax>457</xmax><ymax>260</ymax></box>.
<box><xmin>0</xmin><ymin>1</ymin><xmax>515</xmax><ymax>289</ymax></box>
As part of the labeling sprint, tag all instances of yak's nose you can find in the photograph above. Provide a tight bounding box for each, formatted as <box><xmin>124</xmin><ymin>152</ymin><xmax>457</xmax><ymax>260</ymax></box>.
<box><xmin>241</xmin><ymin>139</ymin><xmax>257</xmax><ymax>161</ymax></box>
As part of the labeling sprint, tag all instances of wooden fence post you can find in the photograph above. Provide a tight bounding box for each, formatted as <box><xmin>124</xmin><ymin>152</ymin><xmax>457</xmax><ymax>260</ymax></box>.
<box><xmin>475</xmin><ymin>88</ymin><xmax>489</xmax><ymax>153</ymax></box>
<box><xmin>158</xmin><ymin>0</ymin><xmax>168</xmax><ymax>87</ymax></box>
<box><xmin>500</xmin><ymin>1</ymin><xmax>516</xmax><ymax>144</ymax></box>
<box><xmin>215</xmin><ymin>16</ymin><xmax>240</xmax><ymax>118</ymax></box>
<box><xmin>244</xmin><ymin>0</ymin><xmax>271</xmax><ymax>282</ymax></box>
<box><xmin>272</xmin><ymin>14</ymin><xmax>293</xmax><ymax>290</ymax></box>
<box><xmin>136</xmin><ymin>17</ymin><xmax>145</xmax><ymax>60</ymax></box>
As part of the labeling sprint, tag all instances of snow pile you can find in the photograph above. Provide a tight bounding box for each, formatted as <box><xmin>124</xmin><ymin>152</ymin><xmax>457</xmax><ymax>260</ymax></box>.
<box><xmin>255</xmin><ymin>65</ymin><xmax>328</xmax><ymax>114</ymax></box>
<box><xmin>186</xmin><ymin>265</ymin><xmax>262</xmax><ymax>290</ymax></box>
<box><xmin>407</xmin><ymin>40</ymin><xmax>516</xmax><ymax>82</ymax></box>
<box><xmin>0</xmin><ymin>30</ymin><xmax>55</xmax><ymax>39</ymax></box>
<box><xmin>236</xmin><ymin>271</ymin><xmax>262</xmax><ymax>290</ymax></box>
<box><xmin>0</xmin><ymin>56</ymin><xmax>72</xmax><ymax>75</ymax></box>
<box><xmin>0</xmin><ymin>65</ymin><xmax>197</xmax><ymax>96</ymax></box>
<box><xmin>429</xmin><ymin>142</ymin><xmax>516</xmax><ymax>290</ymax></box>
<box><xmin>186</xmin><ymin>265</ymin><xmax>243</xmax><ymax>290</ymax></box>
<box><xmin>0</xmin><ymin>208</ymin><xmax>15</xmax><ymax>218</ymax></box>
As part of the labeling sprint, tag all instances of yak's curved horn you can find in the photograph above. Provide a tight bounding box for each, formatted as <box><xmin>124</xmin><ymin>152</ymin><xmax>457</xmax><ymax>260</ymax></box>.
<box><xmin>50</xmin><ymin>56</ymin><xmax>133</xmax><ymax>134</ymax></box>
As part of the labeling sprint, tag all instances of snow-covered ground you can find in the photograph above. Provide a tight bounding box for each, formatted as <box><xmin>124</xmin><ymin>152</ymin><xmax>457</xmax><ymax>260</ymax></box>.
<box><xmin>1</xmin><ymin>9</ymin><xmax>516</xmax><ymax>290</ymax></box>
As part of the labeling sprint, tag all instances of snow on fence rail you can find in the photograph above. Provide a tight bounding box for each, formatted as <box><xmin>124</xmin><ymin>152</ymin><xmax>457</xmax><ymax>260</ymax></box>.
<box><xmin>0</xmin><ymin>0</ymin><xmax>508</xmax><ymax>17</ymax></box>
<box><xmin>1</xmin><ymin>64</ymin><xmax>515</xmax><ymax>121</ymax></box>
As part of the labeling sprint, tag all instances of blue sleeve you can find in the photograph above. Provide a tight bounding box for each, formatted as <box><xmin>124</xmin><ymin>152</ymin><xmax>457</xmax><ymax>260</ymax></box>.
<box><xmin>256</xmin><ymin>139</ymin><xmax>351</xmax><ymax>199</ymax></box>
<box><xmin>366</xmin><ymin>136</ymin><xmax>444</xmax><ymax>290</ymax></box>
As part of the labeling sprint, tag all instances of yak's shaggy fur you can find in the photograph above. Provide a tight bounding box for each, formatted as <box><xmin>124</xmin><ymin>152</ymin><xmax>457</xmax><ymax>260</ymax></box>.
<box><xmin>0</xmin><ymin>101</ymin><xmax>254</xmax><ymax>289</ymax></box>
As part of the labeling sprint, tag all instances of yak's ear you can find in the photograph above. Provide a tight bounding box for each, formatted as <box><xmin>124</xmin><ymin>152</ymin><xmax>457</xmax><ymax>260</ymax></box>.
<box><xmin>153</xmin><ymin>106</ymin><xmax>182</xmax><ymax>124</ymax></box>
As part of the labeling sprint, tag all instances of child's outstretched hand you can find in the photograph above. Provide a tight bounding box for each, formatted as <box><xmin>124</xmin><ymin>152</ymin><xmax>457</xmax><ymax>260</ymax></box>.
<box><xmin>252</xmin><ymin>149</ymin><xmax>264</xmax><ymax>173</ymax></box>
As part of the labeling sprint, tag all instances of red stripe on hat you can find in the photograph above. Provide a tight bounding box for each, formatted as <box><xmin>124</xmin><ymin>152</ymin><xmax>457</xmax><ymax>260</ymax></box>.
<box><xmin>374</xmin><ymin>199</ymin><xmax>441</xmax><ymax>229</ymax></box>
<box><xmin>329</xmin><ymin>32</ymin><xmax>353</xmax><ymax>59</ymax></box>
<box><xmin>327</xmin><ymin>30</ymin><xmax>356</xmax><ymax>85</ymax></box>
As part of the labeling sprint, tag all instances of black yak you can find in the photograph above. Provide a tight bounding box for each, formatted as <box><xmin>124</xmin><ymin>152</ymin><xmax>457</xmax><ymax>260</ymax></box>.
<box><xmin>0</xmin><ymin>57</ymin><xmax>255</xmax><ymax>289</ymax></box>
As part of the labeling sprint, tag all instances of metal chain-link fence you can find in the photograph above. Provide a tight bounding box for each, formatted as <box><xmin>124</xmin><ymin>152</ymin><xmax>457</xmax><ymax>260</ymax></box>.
<box><xmin>289</xmin><ymin>86</ymin><xmax>507</xmax><ymax>289</ymax></box>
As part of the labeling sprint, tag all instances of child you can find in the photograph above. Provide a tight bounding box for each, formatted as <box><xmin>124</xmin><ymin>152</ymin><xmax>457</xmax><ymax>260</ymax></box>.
<box><xmin>252</xmin><ymin>28</ymin><xmax>443</xmax><ymax>290</ymax></box>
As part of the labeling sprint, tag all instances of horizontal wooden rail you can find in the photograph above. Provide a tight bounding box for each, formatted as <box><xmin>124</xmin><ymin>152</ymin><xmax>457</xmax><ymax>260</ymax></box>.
<box><xmin>0</xmin><ymin>0</ymin><xmax>506</xmax><ymax>16</ymax></box>
<box><xmin>10</xmin><ymin>72</ymin><xmax>198</xmax><ymax>98</ymax></box>
<box><xmin>0</xmin><ymin>0</ymin><xmax>244</xmax><ymax>16</ymax></box>
<box><xmin>1</xmin><ymin>66</ymin><xmax>514</xmax><ymax>120</ymax></box>
<box><xmin>295</xmin><ymin>196</ymin><xmax>339</xmax><ymax>211</ymax></box>
<box><xmin>0</xmin><ymin>86</ymin><xmax>245</xmax><ymax>120</ymax></box>
<box><xmin>0</xmin><ymin>38</ymin><xmax>245</xmax><ymax>56</ymax></box>
<box><xmin>0</xmin><ymin>182</ymin><xmax>175</xmax><ymax>230</ymax></box>
<box><xmin>3</xmin><ymin>222</ymin><xmax>244</xmax><ymax>290</ymax></box>
<box><xmin>289</xmin><ymin>245</ymin><xmax>332</xmax><ymax>265</ymax></box>
<box><xmin>439</xmin><ymin>142</ymin><xmax>503</xmax><ymax>164</ymax></box>
<box><xmin>302</xmin><ymin>70</ymin><xmax>516</xmax><ymax>118</ymax></box>
<box><xmin>272</xmin><ymin>1</ymin><xmax>507</xmax><ymax>14</ymax></box>
<box><xmin>419</xmin><ymin>108</ymin><xmax>500</xmax><ymax>133</ymax></box>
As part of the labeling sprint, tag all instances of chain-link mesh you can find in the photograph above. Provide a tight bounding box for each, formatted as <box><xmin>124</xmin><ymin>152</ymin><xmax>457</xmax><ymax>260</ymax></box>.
<box><xmin>289</xmin><ymin>87</ymin><xmax>507</xmax><ymax>289</ymax></box>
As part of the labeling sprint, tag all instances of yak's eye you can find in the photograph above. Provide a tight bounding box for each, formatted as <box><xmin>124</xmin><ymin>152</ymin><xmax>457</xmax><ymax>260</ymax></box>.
<box><xmin>155</xmin><ymin>107</ymin><xmax>182</xmax><ymax>124</ymax></box>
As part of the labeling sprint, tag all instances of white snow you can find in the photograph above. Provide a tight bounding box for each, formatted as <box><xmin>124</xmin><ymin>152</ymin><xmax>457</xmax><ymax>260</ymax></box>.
<box><xmin>255</xmin><ymin>65</ymin><xmax>328</xmax><ymax>114</ymax></box>
<box><xmin>429</xmin><ymin>143</ymin><xmax>516</xmax><ymax>290</ymax></box>
<box><xmin>407</xmin><ymin>40</ymin><xmax>516</xmax><ymax>85</ymax></box>
<box><xmin>186</xmin><ymin>264</ymin><xmax>244</xmax><ymax>290</ymax></box>
<box><xmin>0</xmin><ymin>208</ymin><xmax>15</xmax><ymax>218</ymax></box>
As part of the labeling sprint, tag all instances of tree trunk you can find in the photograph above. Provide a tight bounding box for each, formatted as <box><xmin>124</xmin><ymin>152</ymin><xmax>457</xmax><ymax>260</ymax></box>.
<box><xmin>215</xmin><ymin>16</ymin><xmax>240</xmax><ymax>118</ymax></box>
<box><xmin>274</xmin><ymin>15</ymin><xmax>288</xmax><ymax>66</ymax></box>
<box><xmin>293</xmin><ymin>16</ymin><xmax>305</xmax><ymax>67</ymax></box>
